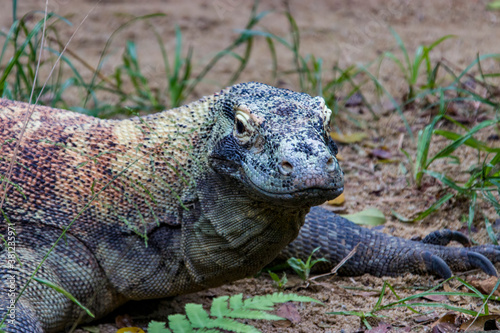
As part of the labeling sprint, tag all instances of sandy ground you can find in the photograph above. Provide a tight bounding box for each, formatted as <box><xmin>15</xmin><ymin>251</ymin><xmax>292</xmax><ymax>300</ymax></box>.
<box><xmin>1</xmin><ymin>0</ymin><xmax>500</xmax><ymax>332</ymax></box>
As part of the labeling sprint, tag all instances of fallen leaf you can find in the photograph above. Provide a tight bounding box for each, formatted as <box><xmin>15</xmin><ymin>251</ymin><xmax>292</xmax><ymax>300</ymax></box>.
<box><xmin>81</xmin><ymin>327</ymin><xmax>100</xmax><ymax>333</ymax></box>
<box><xmin>367</xmin><ymin>322</ymin><xmax>391</xmax><ymax>333</ymax></box>
<box><xmin>330</xmin><ymin>131</ymin><xmax>367</xmax><ymax>144</ymax></box>
<box><xmin>328</xmin><ymin>193</ymin><xmax>345</xmax><ymax>205</ymax></box>
<box><xmin>272</xmin><ymin>319</ymin><xmax>292</xmax><ymax>328</ymax></box>
<box><xmin>431</xmin><ymin>312</ymin><xmax>464</xmax><ymax>333</ymax></box>
<box><xmin>370</xmin><ymin>148</ymin><xmax>393</xmax><ymax>160</ymax></box>
<box><xmin>432</xmin><ymin>322</ymin><xmax>457</xmax><ymax>333</ymax></box>
<box><xmin>469</xmin><ymin>276</ymin><xmax>500</xmax><ymax>297</ymax></box>
<box><xmin>414</xmin><ymin>312</ymin><xmax>439</xmax><ymax>324</ymax></box>
<box><xmin>275</xmin><ymin>302</ymin><xmax>301</xmax><ymax>324</ymax></box>
<box><xmin>460</xmin><ymin>314</ymin><xmax>500</xmax><ymax>331</ymax></box>
<box><xmin>116</xmin><ymin>314</ymin><xmax>134</xmax><ymax>328</ymax></box>
<box><xmin>349</xmin><ymin>290</ymin><xmax>380</xmax><ymax>297</ymax></box>
<box><xmin>443</xmin><ymin>283</ymin><xmax>461</xmax><ymax>303</ymax></box>
<box><xmin>422</xmin><ymin>294</ymin><xmax>448</xmax><ymax>302</ymax></box>
<box><xmin>344</xmin><ymin>92</ymin><xmax>363</xmax><ymax>107</ymax></box>
<box><xmin>116</xmin><ymin>328</ymin><xmax>145</xmax><ymax>333</ymax></box>
<box><xmin>341</xmin><ymin>208</ymin><xmax>386</xmax><ymax>226</ymax></box>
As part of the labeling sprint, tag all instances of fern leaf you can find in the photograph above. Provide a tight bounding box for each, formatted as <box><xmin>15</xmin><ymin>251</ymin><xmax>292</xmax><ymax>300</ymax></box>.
<box><xmin>185</xmin><ymin>304</ymin><xmax>210</xmax><ymax>328</ymax></box>
<box><xmin>229</xmin><ymin>293</ymin><xmax>244</xmax><ymax>310</ymax></box>
<box><xmin>148</xmin><ymin>320</ymin><xmax>172</xmax><ymax>333</ymax></box>
<box><xmin>156</xmin><ymin>292</ymin><xmax>320</xmax><ymax>333</ymax></box>
<box><xmin>243</xmin><ymin>292</ymin><xmax>321</xmax><ymax>310</ymax></box>
<box><xmin>210</xmin><ymin>296</ymin><xmax>230</xmax><ymax>318</ymax></box>
<box><xmin>168</xmin><ymin>314</ymin><xmax>193</xmax><ymax>333</ymax></box>
<box><xmin>206</xmin><ymin>317</ymin><xmax>261</xmax><ymax>333</ymax></box>
<box><xmin>224</xmin><ymin>309</ymin><xmax>283</xmax><ymax>321</ymax></box>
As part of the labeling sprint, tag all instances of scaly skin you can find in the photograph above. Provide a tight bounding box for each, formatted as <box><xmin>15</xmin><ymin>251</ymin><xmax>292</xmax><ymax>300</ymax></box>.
<box><xmin>0</xmin><ymin>82</ymin><xmax>499</xmax><ymax>332</ymax></box>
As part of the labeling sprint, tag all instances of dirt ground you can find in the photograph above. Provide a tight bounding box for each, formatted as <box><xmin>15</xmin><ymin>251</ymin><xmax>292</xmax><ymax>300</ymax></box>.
<box><xmin>1</xmin><ymin>1</ymin><xmax>500</xmax><ymax>332</ymax></box>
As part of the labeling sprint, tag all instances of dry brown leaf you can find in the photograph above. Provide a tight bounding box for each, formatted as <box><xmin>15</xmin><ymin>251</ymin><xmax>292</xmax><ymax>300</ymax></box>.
<box><xmin>370</xmin><ymin>148</ymin><xmax>393</xmax><ymax>160</ymax></box>
<box><xmin>330</xmin><ymin>131</ymin><xmax>367</xmax><ymax>143</ymax></box>
<box><xmin>366</xmin><ymin>322</ymin><xmax>392</xmax><ymax>333</ymax></box>
<box><xmin>414</xmin><ymin>312</ymin><xmax>439</xmax><ymax>324</ymax></box>
<box><xmin>469</xmin><ymin>276</ymin><xmax>500</xmax><ymax>297</ymax></box>
<box><xmin>460</xmin><ymin>314</ymin><xmax>500</xmax><ymax>331</ymax></box>
<box><xmin>443</xmin><ymin>283</ymin><xmax>462</xmax><ymax>303</ymax></box>
<box><xmin>275</xmin><ymin>302</ymin><xmax>301</xmax><ymax>324</ymax></box>
<box><xmin>272</xmin><ymin>319</ymin><xmax>292</xmax><ymax>328</ymax></box>
<box><xmin>115</xmin><ymin>314</ymin><xmax>133</xmax><ymax>328</ymax></box>
<box><xmin>328</xmin><ymin>193</ymin><xmax>345</xmax><ymax>205</ymax></box>
<box><xmin>432</xmin><ymin>322</ymin><xmax>457</xmax><ymax>333</ymax></box>
<box><xmin>116</xmin><ymin>328</ymin><xmax>144</xmax><ymax>333</ymax></box>
<box><xmin>422</xmin><ymin>294</ymin><xmax>448</xmax><ymax>302</ymax></box>
<box><xmin>348</xmin><ymin>290</ymin><xmax>380</xmax><ymax>297</ymax></box>
<box><xmin>431</xmin><ymin>311</ymin><xmax>472</xmax><ymax>333</ymax></box>
<box><xmin>431</xmin><ymin>312</ymin><xmax>459</xmax><ymax>332</ymax></box>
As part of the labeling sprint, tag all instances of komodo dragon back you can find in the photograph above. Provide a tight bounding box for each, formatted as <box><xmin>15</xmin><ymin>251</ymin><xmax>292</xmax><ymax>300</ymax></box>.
<box><xmin>1</xmin><ymin>83</ymin><xmax>499</xmax><ymax>332</ymax></box>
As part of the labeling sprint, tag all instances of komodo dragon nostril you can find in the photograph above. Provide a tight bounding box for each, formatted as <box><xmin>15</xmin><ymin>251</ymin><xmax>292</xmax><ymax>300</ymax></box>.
<box><xmin>326</xmin><ymin>156</ymin><xmax>335</xmax><ymax>171</ymax></box>
<box><xmin>279</xmin><ymin>160</ymin><xmax>294</xmax><ymax>175</ymax></box>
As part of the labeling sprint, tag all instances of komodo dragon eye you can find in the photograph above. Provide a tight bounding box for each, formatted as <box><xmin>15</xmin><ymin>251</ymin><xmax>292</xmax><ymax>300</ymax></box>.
<box><xmin>233</xmin><ymin>107</ymin><xmax>253</xmax><ymax>144</ymax></box>
<box><xmin>235</xmin><ymin>117</ymin><xmax>245</xmax><ymax>135</ymax></box>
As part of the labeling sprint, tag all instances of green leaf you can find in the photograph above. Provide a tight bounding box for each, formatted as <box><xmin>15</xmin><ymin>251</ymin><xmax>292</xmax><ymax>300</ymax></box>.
<box><xmin>340</xmin><ymin>208</ymin><xmax>386</xmax><ymax>226</ymax></box>
<box><xmin>434</xmin><ymin>129</ymin><xmax>500</xmax><ymax>153</ymax></box>
<box><xmin>148</xmin><ymin>321</ymin><xmax>173</xmax><ymax>333</ymax></box>
<box><xmin>168</xmin><ymin>315</ymin><xmax>193</xmax><ymax>333</ymax></box>
<box><xmin>413</xmin><ymin>193</ymin><xmax>454</xmax><ymax>221</ymax></box>
<box><xmin>423</xmin><ymin>170</ymin><xmax>465</xmax><ymax>192</ymax></box>
<box><xmin>287</xmin><ymin>257</ymin><xmax>306</xmax><ymax>280</ymax></box>
<box><xmin>392</xmin><ymin>193</ymin><xmax>454</xmax><ymax>222</ymax></box>
<box><xmin>207</xmin><ymin>317</ymin><xmax>260</xmax><ymax>333</ymax></box>
<box><xmin>487</xmin><ymin>1</ymin><xmax>500</xmax><ymax>9</ymax></box>
<box><xmin>428</xmin><ymin>119</ymin><xmax>499</xmax><ymax>166</ymax></box>
<box><xmin>229</xmin><ymin>293</ymin><xmax>243</xmax><ymax>310</ymax></box>
<box><xmin>185</xmin><ymin>304</ymin><xmax>210</xmax><ymax>328</ymax></box>
<box><xmin>224</xmin><ymin>309</ymin><xmax>283</xmax><ymax>320</ymax></box>
<box><xmin>210</xmin><ymin>296</ymin><xmax>230</xmax><ymax>318</ymax></box>
<box><xmin>485</xmin><ymin>216</ymin><xmax>499</xmax><ymax>245</ymax></box>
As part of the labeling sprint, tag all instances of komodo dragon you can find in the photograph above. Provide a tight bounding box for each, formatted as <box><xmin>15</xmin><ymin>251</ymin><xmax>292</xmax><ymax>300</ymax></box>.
<box><xmin>0</xmin><ymin>82</ymin><xmax>499</xmax><ymax>332</ymax></box>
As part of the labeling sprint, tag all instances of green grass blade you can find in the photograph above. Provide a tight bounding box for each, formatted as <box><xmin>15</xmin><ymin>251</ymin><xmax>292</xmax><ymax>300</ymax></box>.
<box><xmin>388</xmin><ymin>27</ymin><xmax>411</xmax><ymax>75</ymax></box>
<box><xmin>33</xmin><ymin>277</ymin><xmax>94</xmax><ymax>318</ymax></box>
<box><xmin>423</xmin><ymin>170</ymin><xmax>465</xmax><ymax>192</ymax></box>
<box><xmin>357</xmin><ymin>64</ymin><xmax>413</xmax><ymax>140</ymax></box>
<box><xmin>434</xmin><ymin>129</ymin><xmax>500</xmax><ymax>153</ymax></box>
<box><xmin>414</xmin><ymin>193</ymin><xmax>454</xmax><ymax>221</ymax></box>
<box><xmin>427</xmin><ymin>119</ymin><xmax>499</xmax><ymax>166</ymax></box>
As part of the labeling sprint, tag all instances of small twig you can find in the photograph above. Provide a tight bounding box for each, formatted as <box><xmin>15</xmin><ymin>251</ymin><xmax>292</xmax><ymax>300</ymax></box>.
<box><xmin>310</xmin><ymin>243</ymin><xmax>359</xmax><ymax>281</ymax></box>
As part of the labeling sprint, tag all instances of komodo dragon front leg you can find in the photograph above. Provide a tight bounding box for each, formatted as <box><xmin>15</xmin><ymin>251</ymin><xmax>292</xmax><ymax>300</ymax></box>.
<box><xmin>1</xmin><ymin>82</ymin><xmax>499</xmax><ymax>332</ymax></box>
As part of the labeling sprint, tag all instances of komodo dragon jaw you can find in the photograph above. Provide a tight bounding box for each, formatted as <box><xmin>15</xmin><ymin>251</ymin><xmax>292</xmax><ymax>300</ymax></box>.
<box><xmin>1</xmin><ymin>82</ymin><xmax>500</xmax><ymax>333</ymax></box>
<box><xmin>207</xmin><ymin>83</ymin><xmax>344</xmax><ymax>207</ymax></box>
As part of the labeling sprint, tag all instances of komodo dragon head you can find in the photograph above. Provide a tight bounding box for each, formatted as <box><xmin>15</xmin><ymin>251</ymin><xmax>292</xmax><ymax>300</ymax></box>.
<box><xmin>204</xmin><ymin>82</ymin><xmax>344</xmax><ymax>208</ymax></box>
<box><xmin>180</xmin><ymin>82</ymin><xmax>345</xmax><ymax>285</ymax></box>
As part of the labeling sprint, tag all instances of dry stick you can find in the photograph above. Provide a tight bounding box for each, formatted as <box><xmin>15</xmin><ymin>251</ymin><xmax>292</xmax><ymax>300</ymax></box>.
<box><xmin>310</xmin><ymin>243</ymin><xmax>359</xmax><ymax>281</ymax></box>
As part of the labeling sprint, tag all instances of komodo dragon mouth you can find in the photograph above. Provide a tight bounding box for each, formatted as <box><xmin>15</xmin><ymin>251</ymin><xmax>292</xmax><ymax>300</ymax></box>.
<box><xmin>241</xmin><ymin>170</ymin><xmax>344</xmax><ymax>205</ymax></box>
